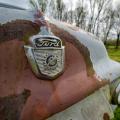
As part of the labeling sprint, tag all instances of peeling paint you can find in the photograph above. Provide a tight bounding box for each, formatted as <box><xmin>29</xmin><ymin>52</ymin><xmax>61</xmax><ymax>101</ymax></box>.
<box><xmin>50</xmin><ymin>23</ymin><xmax>95</xmax><ymax>76</ymax></box>
<box><xmin>49</xmin><ymin>19</ymin><xmax>120</xmax><ymax>82</ymax></box>
<box><xmin>0</xmin><ymin>89</ymin><xmax>30</xmax><ymax>120</ymax></box>
<box><xmin>0</xmin><ymin>20</ymin><xmax>39</xmax><ymax>44</ymax></box>
<box><xmin>103</xmin><ymin>113</ymin><xmax>110</xmax><ymax>120</ymax></box>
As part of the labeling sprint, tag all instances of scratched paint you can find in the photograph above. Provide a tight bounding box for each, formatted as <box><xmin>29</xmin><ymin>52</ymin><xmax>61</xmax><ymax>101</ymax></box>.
<box><xmin>0</xmin><ymin>3</ymin><xmax>120</xmax><ymax>120</ymax></box>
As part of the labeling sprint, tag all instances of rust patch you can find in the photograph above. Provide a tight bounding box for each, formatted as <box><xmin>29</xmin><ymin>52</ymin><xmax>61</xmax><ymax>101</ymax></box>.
<box><xmin>0</xmin><ymin>20</ymin><xmax>39</xmax><ymax>44</ymax></box>
<box><xmin>103</xmin><ymin>113</ymin><xmax>110</xmax><ymax>120</ymax></box>
<box><xmin>0</xmin><ymin>89</ymin><xmax>30</xmax><ymax>120</ymax></box>
<box><xmin>50</xmin><ymin>23</ymin><xmax>95</xmax><ymax>76</ymax></box>
<box><xmin>0</xmin><ymin>20</ymin><xmax>108</xmax><ymax>120</ymax></box>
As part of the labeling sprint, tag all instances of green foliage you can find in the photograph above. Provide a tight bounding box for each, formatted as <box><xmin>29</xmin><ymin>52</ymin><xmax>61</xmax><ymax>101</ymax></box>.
<box><xmin>106</xmin><ymin>40</ymin><xmax>120</xmax><ymax>46</ymax></box>
<box><xmin>112</xmin><ymin>106</ymin><xmax>120</xmax><ymax>120</ymax></box>
<box><xmin>107</xmin><ymin>45</ymin><xmax>120</xmax><ymax>62</ymax></box>
<box><xmin>107</xmin><ymin>44</ymin><xmax>120</xmax><ymax>120</ymax></box>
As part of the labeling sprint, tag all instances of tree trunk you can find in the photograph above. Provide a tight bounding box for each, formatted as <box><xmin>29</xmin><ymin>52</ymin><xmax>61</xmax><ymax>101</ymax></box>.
<box><xmin>116</xmin><ymin>33</ymin><xmax>120</xmax><ymax>49</ymax></box>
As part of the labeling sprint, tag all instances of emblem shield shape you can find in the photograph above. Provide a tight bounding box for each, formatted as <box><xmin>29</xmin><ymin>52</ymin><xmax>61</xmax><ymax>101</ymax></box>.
<box><xmin>24</xmin><ymin>35</ymin><xmax>65</xmax><ymax>80</ymax></box>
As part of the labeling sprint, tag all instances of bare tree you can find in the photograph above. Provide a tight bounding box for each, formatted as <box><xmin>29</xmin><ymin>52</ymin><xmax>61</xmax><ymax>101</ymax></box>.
<box><xmin>38</xmin><ymin>0</ymin><xmax>47</xmax><ymax>12</ymax></box>
<box><xmin>56</xmin><ymin>0</ymin><xmax>66</xmax><ymax>20</ymax></box>
<box><xmin>64</xmin><ymin>0</ymin><xmax>74</xmax><ymax>24</ymax></box>
<box><xmin>75</xmin><ymin>0</ymin><xmax>87</xmax><ymax>29</ymax></box>
<box><xmin>102</xmin><ymin>6</ymin><xmax>115</xmax><ymax>45</ymax></box>
<box><xmin>87</xmin><ymin>0</ymin><xmax>96</xmax><ymax>32</ymax></box>
<box><xmin>114</xmin><ymin>6</ymin><xmax>120</xmax><ymax>49</ymax></box>
<box><xmin>36</xmin><ymin>0</ymin><xmax>118</xmax><ymax>46</ymax></box>
<box><xmin>46</xmin><ymin>0</ymin><xmax>57</xmax><ymax>18</ymax></box>
<box><xmin>62</xmin><ymin>8</ymin><xmax>68</xmax><ymax>22</ymax></box>
<box><xmin>87</xmin><ymin>0</ymin><xmax>112</xmax><ymax>36</ymax></box>
<box><xmin>92</xmin><ymin>0</ymin><xmax>110</xmax><ymax>35</ymax></box>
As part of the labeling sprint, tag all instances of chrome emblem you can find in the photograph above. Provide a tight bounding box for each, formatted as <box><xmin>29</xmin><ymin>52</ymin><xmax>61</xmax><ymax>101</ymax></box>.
<box><xmin>24</xmin><ymin>35</ymin><xmax>65</xmax><ymax>80</ymax></box>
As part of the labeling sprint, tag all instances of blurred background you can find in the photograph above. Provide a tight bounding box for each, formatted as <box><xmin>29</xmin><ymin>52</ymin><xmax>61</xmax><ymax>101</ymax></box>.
<box><xmin>0</xmin><ymin>0</ymin><xmax>119</xmax><ymax>57</ymax></box>
<box><xmin>32</xmin><ymin>0</ymin><xmax>120</xmax><ymax>63</ymax></box>
<box><xmin>30</xmin><ymin>0</ymin><xmax>120</xmax><ymax>62</ymax></box>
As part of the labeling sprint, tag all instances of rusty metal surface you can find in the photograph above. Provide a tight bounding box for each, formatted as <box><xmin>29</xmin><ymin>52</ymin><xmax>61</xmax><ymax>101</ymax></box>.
<box><xmin>0</xmin><ymin>90</ymin><xmax>30</xmax><ymax>120</ymax></box>
<box><xmin>0</xmin><ymin>39</ymin><xmax>107</xmax><ymax>120</ymax></box>
<box><xmin>103</xmin><ymin>113</ymin><xmax>110</xmax><ymax>120</ymax></box>
<box><xmin>50</xmin><ymin>23</ymin><xmax>95</xmax><ymax>76</ymax></box>
<box><xmin>49</xmin><ymin>19</ymin><xmax>120</xmax><ymax>82</ymax></box>
<box><xmin>0</xmin><ymin>5</ymin><xmax>109</xmax><ymax>120</ymax></box>
<box><xmin>47</xmin><ymin>85</ymin><xmax>113</xmax><ymax>120</ymax></box>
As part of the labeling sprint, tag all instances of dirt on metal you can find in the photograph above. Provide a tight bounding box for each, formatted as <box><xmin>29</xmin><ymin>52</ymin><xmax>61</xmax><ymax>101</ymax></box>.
<box><xmin>0</xmin><ymin>89</ymin><xmax>30</xmax><ymax>120</ymax></box>
<box><xmin>103</xmin><ymin>113</ymin><xmax>110</xmax><ymax>120</ymax></box>
<box><xmin>0</xmin><ymin>20</ymin><xmax>108</xmax><ymax>120</ymax></box>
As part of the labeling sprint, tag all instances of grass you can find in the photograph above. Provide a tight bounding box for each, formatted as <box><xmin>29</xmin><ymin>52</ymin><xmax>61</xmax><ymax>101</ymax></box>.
<box><xmin>112</xmin><ymin>106</ymin><xmax>120</xmax><ymax>120</ymax></box>
<box><xmin>106</xmin><ymin>46</ymin><xmax>120</xmax><ymax>63</ymax></box>
<box><xmin>105</xmin><ymin>44</ymin><xmax>120</xmax><ymax>120</ymax></box>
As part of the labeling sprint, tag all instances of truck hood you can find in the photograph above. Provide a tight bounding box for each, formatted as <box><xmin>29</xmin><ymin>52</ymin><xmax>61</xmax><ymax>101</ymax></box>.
<box><xmin>0</xmin><ymin>6</ymin><xmax>120</xmax><ymax>120</ymax></box>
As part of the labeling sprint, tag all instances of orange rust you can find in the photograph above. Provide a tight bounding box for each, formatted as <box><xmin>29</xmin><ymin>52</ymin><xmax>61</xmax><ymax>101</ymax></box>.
<box><xmin>0</xmin><ymin>18</ymin><xmax>108</xmax><ymax>120</ymax></box>
<box><xmin>0</xmin><ymin>20</ymin><xmax>39</xmax><ymax>43</ymax></box>
<box><xmin>103</xmin><ymin>113</ymin><xmax>110</xmax><ymax>120</ymax></box>
<box><xmin>0</xmin><ymin>90</ymin><xmax>30</xmax><ymax>120</ymax></box>
<box><xmin>0</xmin><ymin>39</ymin><xmax>107</xmax><ymax>120</ymax></box>
<box><xmin>50</xmin><ymin>23</ymin><xmax>95</xmax><ymax>76</ymax></box>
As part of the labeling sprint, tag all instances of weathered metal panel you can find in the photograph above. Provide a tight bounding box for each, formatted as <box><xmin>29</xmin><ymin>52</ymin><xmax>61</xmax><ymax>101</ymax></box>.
<box><xmin>49</xmin><ymin>19</ymin><xmax>120</xmax><ymax>82</ymax></box>
<box><xmin>0</xmin><ymin>3</ymin><xmax>120</xmax><ymax>120</ymax></box>
<box><xmin>0</xmin><ymin>40</ymin><xmax>107</xmax><ymax>120</ymax></box>
<box><xmin>47</xmin><ymin>85</ymin><xmax>114</xmax><ymax>120</ymax></box>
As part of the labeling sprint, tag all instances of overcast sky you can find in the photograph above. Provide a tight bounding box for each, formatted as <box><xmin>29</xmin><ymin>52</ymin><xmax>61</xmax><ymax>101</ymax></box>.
<box><xmin>63</xmin><ymin>0</ymin><xmax>120</xmax><ymax>10</ymax></box>
<box><xmin>0</xmin><ymin>0</ymin><xmax>120</xmax><ymax>10</ymax></box>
